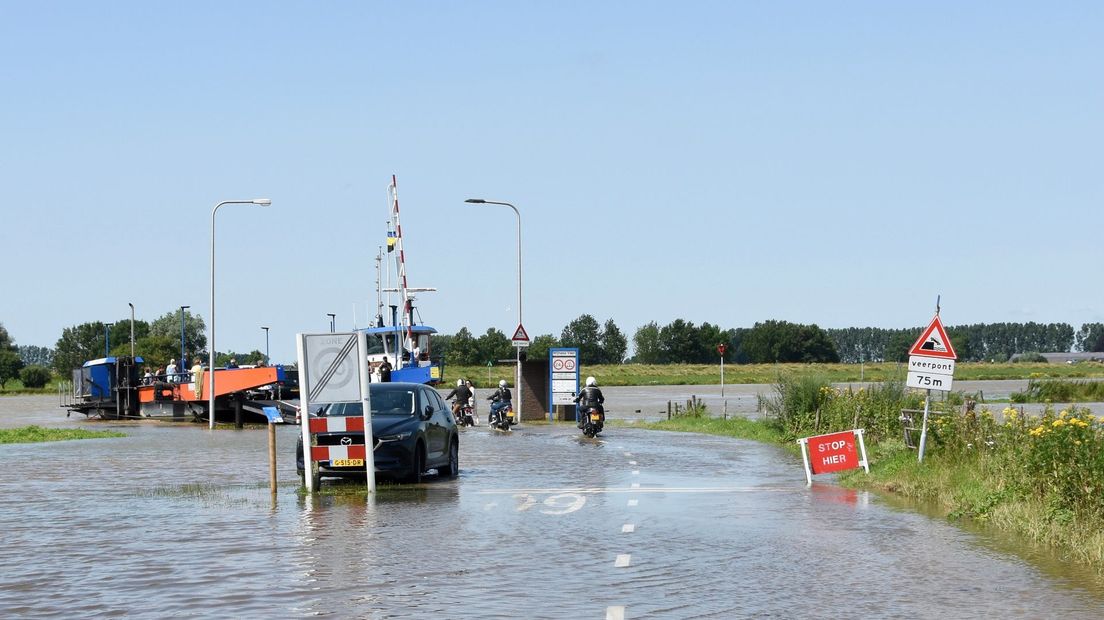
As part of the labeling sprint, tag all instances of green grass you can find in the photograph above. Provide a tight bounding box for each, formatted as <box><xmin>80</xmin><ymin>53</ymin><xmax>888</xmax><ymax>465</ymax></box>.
<box><xmin>444</xmin><ymin>361</ymin><xmax>1104</xmax><ymax>388</ymax></box>
<box><xmin>0</xmin><ymin>425</ymin><xmax>126</xmax><ymax>444</ymax></box>
<box><xmin>837</xmin><ymin>448</ymin><xmax>1104</xmax><ymax>572</ymax></box>
<box><xmin>0</xmin><ymin>376</ymin><xmax>66</xmax><ymax>395</ymax></box>
<box><xmin>1011</xmin><ymin>378</ymin><xmax>1104</xmax><ymax>403</ymax></box>
<box><xmin>622</xmin><ymin>415</ymin><xmax>787</xmax><ymax>448</ymax></box>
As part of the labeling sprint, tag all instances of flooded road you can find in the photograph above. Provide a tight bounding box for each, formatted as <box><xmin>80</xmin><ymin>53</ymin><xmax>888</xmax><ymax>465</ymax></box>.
<box><xmin>2</xmin><ymin>394</ymin><xmax>1102</xmax><ymax>618</ymax></box>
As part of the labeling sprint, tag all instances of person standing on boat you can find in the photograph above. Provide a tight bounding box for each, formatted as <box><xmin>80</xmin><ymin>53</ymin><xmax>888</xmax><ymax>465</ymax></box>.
<box><xmin>191</xmin><ymin>358</ymin><xmax>204</xmax><ymax>398</ymax></box>
<box><xmin>378</xmin><ymin>356</ymin><xmax>392</xmax><ymax>382</ymax></box>
<box><xmin>166</xmin><ymin>359</ymin><xmax>178</xmax><ymax>383</ymax></box>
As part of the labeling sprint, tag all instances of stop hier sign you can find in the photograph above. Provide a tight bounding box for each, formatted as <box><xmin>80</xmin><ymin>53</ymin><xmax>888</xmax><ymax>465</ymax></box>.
<box><xmin>808</xmin><ymin>431</ymin><xmax>858</xmax><ymax>473</ymax></box>
<box><xmin>797</xmin><ymin>429</ymin><xmax>869</xmax><ymax>485</ymax></box>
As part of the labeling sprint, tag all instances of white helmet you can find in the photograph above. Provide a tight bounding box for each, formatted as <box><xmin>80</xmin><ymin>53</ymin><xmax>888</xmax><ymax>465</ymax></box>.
<box><xmin>457</xmin><ymin>379</ymin><xmax>464</xmax><ymax>387</ymax></box>
<box><xmin>499</xmin><ymin>379</ymin><xmax>507</xmax><ymax>388</ymax></box>
<box><xmin>586</xmin><ymin>376</ymin><xmax>597</xmax><ymax>387</ymax></box>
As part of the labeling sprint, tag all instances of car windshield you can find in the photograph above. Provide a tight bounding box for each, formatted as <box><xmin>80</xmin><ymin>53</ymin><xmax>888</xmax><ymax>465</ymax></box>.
<box><xmin>323</xmin><ymin>384</ymin><xmax>416</xmax><ymax>417</ymax></box>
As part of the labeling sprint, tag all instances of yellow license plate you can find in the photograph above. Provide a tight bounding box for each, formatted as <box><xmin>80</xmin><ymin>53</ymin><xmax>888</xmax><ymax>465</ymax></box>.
<box><xmin>590</xmin><ymin>414</ymin><xmax>601</xmax><ymax>421</ymax></box>
<box><xmin>332</xmin><ymin>459</ymin><xmax>365</xmax><ymax>467</ymax></box>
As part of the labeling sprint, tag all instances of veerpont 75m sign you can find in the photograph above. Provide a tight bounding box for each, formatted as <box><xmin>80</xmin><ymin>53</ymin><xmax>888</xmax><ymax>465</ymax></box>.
<box><xmin>905</xmin><ymin>314</ymin><xmax>957</xmax><ymax>392</ymax></box>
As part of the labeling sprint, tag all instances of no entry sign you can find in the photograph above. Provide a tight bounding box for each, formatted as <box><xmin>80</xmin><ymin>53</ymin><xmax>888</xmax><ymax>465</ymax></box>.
<box><xmin>797</xmin><ymin>429</ymin><xmax>869</xmax><ymax>485</ymax></box>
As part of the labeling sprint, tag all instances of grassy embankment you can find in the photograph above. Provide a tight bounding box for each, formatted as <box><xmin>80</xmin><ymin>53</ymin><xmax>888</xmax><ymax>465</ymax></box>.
<box><xmin>0</xmin><ymin>376</ymin><xmax>66</xmax><ymax>396</ymax></box>
<box><xmin>0</xmin><ymin>425</ymin><xmax>126</xmax><ymax>443</ymax></box>
<box><xmin>635</xmin><ymin>376</ymin><xmax>1104</xmax><ymax>574</ymax></box>
<box><xmin>446</xmin><ymin>361</ymin><xmax>1104</xmax><ymax>389</ymax></box>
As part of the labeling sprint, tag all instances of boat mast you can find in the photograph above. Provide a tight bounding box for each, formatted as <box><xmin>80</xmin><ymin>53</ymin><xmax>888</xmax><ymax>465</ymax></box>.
<box><xmin>374</xmin><ymin>246</ymin><xmax>384</xmax><ymax>327</ymax></box>
<box><xmin>388</xmin><ymin>175</ymin><xmax>414</xmax><ymax>364</ymax></box>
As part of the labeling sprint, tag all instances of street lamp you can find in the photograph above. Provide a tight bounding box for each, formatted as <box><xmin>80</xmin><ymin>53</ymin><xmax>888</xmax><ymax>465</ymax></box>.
<box><xmin>179</xmin><ymin>305</ymin><xmax>190</xmax><ymax>371</ymax></box>
<box><xmin>465</xmin><ymin>198</ymin><xmax>523</xmax><ymax>424</ymax></box>
<box><xmin>128</xmin><ymin>303</ymin><xmax>135</xmax><ymax>359</ymax></box>
<box><xmin>261</xmin><ymin>326</ymin><xmax>270</xmax><ymax>366</ymax></box>
<box><xmin>327</xmin><ymin>313</ymin><xmax>336</xmax><ymax>333</ymax></box>
<box><xmin>210</xmin><ymin>198</ymin><xmax>271</xmax><ymax>429</ymax></box>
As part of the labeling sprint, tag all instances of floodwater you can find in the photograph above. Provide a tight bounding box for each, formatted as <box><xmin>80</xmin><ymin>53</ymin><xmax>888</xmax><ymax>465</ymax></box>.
<box><xmin>2</xmin><ymin>393</ymin><xmax>1103</xmax><ymax>618</ymax></box>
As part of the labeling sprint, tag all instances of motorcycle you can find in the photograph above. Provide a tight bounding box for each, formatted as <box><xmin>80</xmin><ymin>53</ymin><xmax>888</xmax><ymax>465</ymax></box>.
<box><xmin>579</xmin><ymin>405</ymin><xmax>605</xmax><ymax>438</ymax></box>
<box><xmin>453</xmin><ymin>401</ymin><xmax>475</xmax><ymax>427</ymax></box>
<box><xmin>489</xmin><ymin>402</ymin><xmax>513</xmax><ymax>431</ymax></box>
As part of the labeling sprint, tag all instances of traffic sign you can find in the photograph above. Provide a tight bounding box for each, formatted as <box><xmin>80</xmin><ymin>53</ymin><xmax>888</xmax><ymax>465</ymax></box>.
<box><xmin>717</xmin><ymin>343</ymin><xmax>727</xmax><ymax>356</ymax></box>
<box><xmin>511</xmin><ymin>324</ymin><xmax>530</xmax><ymax>344</ymax></box>
<box><xmin>797</xmin><ymin>429</ymin><xmax>869</xmax><ymax>485</ymax></box>
<box><xmin>908</xmin><ymin>315</ymin><xmax>957</xmax><ymax>359</ymax></box>
<box><xmin>908</xmin><ymin>356</ymin><xmax>954</xmax><ymax>376</ymax></box>
<box><xmin>907</xmin><ymin>372</ymin><xmax>953</xmax><ymax>391</ymax></box>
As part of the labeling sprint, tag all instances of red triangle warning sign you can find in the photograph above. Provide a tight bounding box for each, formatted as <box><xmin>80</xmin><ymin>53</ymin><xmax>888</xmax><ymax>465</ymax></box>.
<box><xmin>511</xmin><ymin>324</ymin><xmax>530</xmax><ymax>342</ymax></box>
<box><xmin>908</xmin><ymin>315</ymin><xmax>957</xmax><ymax>359</ymax></box>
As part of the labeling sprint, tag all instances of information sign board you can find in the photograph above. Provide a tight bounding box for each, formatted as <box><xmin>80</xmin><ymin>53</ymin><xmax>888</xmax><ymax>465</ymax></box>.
<box><xmin>549</xmin><ymin>348</ymin><xmax>579</xmax><ymax>407</ymax></box>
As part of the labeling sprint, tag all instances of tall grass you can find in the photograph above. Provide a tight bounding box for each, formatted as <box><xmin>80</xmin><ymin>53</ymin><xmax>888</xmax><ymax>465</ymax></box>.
<box><xmin>759</xmin><ymin>375</ymin><xmax>923</xmax><ymax>442</ymax></box>
<box><xmin>1011</xmin><ymin>378</ymin><xmax>1104</xmax><ymax>403</ymax></box>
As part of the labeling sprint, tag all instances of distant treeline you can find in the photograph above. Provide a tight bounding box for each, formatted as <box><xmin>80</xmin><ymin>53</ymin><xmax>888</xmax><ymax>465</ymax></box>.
<box><xmin>434</xmin><ymin>318</ymin><xmax>1104</xmax><ymax>366</ymax></box>
<box><xmin>827</xmin><ymin>322</ymin><xmax>1101</xmax><ymax>363</ymax></box>
<box><xmin>7</xmin><ymin>313</ymin><xmax>1104</xmax><ymax>376</ymax></box>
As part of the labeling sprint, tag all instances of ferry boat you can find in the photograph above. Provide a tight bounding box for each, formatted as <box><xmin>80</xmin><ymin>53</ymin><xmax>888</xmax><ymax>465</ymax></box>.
<box><xmin>61</xmin><ymin>356</ymin><xmax>299</xmax><ymax>422</ymax></box>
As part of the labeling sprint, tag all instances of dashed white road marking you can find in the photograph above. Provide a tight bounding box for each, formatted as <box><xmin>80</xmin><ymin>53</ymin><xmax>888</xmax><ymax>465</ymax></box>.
<box><xmin>623</xmin><ymin>452</ymin><xmax>632</xmax><ymax>457</ymax></box>
<box><xmin>628</xmin><ymin>460</ymin><xmax>637</xmax><ymax>465</ymax></box>
<box><xmin>622</xmin><ymin>523</ymin><xmax>635</xmax><ymax>533</ymax></box>
<box><xmin>631</xmin><ymin>470</ymin><xmax>639</xmax><ymax>475</ymax></box>
<box><xmin>614</xmin><ymin>554</ymin><xmax>631</xmax><ymax>567</ymax></box>
<box><xmin>475</xmin><ymin>486</ymin><xmax>792</xmax><ymax>495</ymax></box>
<box><xmin>631</xmin><ymin>482</ymin><xmax>640</xmax><ymax>488</ymax></box>
<box><xmin>606</xmin><ymin>606</ymin><xmax>625</xmax><ymax>620</ymax></box>
<box><xmin>627</xmin><ymin>499</ymin><xmax>639</xmax><ymax>507</ymax></box>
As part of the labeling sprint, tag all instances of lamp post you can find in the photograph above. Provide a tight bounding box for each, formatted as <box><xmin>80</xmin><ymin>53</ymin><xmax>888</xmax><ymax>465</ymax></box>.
<box><xmin>179</xmin><ymin>305</ymin><xmax>190</xmax><ymax>371</ymax></box>
<box><xmin>261</xmin><ymin>326</ymin><xmax>270</xmax><ymax>366</ymax></box>
<box><xmin>464</xmin><ymin>198</ymin><xmax>523</xmax><ymax>424</ymax></box>
<box><xmin>104</xmin><ymin>323</ymin><xmax>114</xmax><ymax>357</ymax></box>
<box><xmin>327</xmin><ymin>313</ymin><xmax>336</xmax><ymax>333</ymax></box>
<box><xmin>128</xmin><ymin>303</ymin><xmax>135</xmax><ymax>359</ymax></box>
<box><xmin>210</xmin><ymin>198</ymin><xmax>271</xmax><ymax>429</ymax></box>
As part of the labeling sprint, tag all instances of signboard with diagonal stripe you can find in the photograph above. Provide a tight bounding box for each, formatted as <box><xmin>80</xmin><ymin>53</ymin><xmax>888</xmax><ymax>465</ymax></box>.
<box><xmin>301</xmin><ymin>333</ymin><xmax>362</xmax><ymax>403</ymax></box>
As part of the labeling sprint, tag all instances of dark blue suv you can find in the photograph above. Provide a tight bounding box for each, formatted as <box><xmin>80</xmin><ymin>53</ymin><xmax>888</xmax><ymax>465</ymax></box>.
<box><xmin>296</xmin><ymin>382</ymin><xmax>459</xmax><ymax>485</ymax></box>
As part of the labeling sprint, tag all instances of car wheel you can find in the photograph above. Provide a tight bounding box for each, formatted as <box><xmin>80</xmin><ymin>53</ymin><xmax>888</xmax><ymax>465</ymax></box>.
<box><xmin>407</xmin><ymin>442</ymin><xmax>425</xmax><ymax>484</ymax></box>
<box><xmin>440</xmin><ymin>438</ymin><xmax>459</xmax><ymax>478</ymax></box>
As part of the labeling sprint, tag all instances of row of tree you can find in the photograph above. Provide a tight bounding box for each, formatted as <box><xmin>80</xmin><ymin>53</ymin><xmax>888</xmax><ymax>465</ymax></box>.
<box><xmin>7</xmin><ymin>313</ymin><xmax>1104</xmax><ymax>382</ymax></box>
<box><xmin>827</xmin><ymin>322</ymin><xmax>1102</xmax><ymax>363</ymax></box>
<box><xmin>434</xmin><ymin>318</ymin><xmax>1104</xmax><ymax>366</ymax></box>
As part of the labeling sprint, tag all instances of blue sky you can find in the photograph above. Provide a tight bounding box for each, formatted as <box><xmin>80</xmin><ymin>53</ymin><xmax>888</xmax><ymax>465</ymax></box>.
<box><xmin>1</xmin><ymin>1</ymin><xmax>1101</xmax><ymax>363</ymax></box>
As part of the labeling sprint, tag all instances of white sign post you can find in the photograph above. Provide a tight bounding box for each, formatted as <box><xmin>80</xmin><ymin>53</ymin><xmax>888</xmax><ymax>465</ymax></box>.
<box><xmin>297</xmin><ymin>332</ymin><xmax>374</xmax><ymax>493</ymax></box>
<box><xmin>904</xmin><ymin>311</ymin><xmax>957</xmax><ymax>463</ymax></box>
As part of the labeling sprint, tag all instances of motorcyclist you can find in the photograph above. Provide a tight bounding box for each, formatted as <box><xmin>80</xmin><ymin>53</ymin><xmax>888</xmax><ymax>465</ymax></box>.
<box><xmin>487</xmin><ymin>379</ymin><xmax>512</xmax><ymax>424</ymax></box>
<box><xmin>574</xmin><ymin>376</ymin><xmax>605</xmax><ymax>428</ymax></box>
<box><xmin>444</xmin><ymin>378</ymin><xmax>473</xmax><ymax>416</ymax></box>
